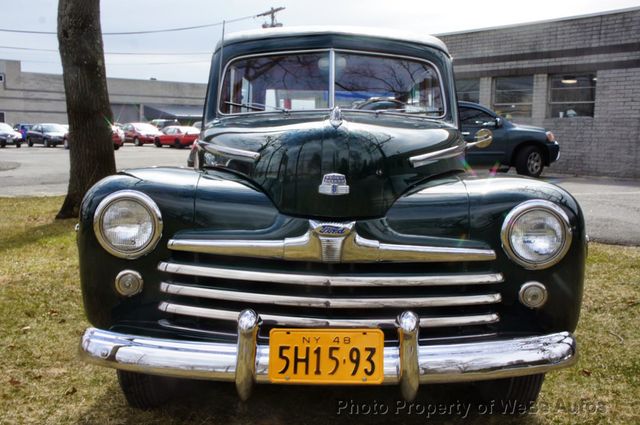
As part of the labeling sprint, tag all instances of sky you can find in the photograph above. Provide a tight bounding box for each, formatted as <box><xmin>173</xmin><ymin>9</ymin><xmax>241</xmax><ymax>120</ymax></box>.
<box><xmin>1</xmin><ymin>0</ymin><xmax>639</xmax><ymax>83</ymax></box>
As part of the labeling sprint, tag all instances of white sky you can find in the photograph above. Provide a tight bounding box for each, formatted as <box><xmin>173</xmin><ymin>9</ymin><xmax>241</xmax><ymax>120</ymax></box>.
<box><xmin>1</xmin><ymin>0</ymin><xmax>639</xmax><ymax>83</ymax></box>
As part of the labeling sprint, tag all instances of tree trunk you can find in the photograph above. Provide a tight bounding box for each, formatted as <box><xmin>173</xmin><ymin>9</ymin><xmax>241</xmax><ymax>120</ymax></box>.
<box><xmin>56</xmin><ymin>0</ymin><xmax>115</xmax><ymax>219</ymax></box>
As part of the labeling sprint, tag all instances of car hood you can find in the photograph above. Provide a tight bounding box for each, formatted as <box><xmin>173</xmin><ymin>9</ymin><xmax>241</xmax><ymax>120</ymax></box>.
<box><xmin>510</xmin><ymin>123</ymin><xmax>546</xmax><ymax>133</ymax></box>
<box><xmin>199</xmin><ymin>112</ymin><xmax>464</xmax><ymax>219</ymax></box>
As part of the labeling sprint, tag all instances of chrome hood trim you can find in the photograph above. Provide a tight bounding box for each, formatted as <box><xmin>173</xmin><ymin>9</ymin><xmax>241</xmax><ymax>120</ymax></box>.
<box><xmin>168</xmin><ymin>221</ymin><xmax>496</xmax><ymax>263</ymax></box>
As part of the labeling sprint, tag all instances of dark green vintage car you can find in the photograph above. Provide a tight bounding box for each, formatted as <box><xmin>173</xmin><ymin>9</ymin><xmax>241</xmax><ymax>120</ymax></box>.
<box><xmin>78</xmin><ymin>28</ymin><xmax>585</xmax><ymax>410</ymax></box>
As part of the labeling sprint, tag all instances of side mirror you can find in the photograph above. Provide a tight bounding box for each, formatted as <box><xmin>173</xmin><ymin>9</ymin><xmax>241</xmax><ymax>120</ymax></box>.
<box><xmin>495</xmin><ymin>117</ymin><xmax>503</xmax><ymax>128</ymax></box>
<box><xmin>466</xmin><ymin>128</ymin><xmax>493</xmax><ymax>149</ymax></box>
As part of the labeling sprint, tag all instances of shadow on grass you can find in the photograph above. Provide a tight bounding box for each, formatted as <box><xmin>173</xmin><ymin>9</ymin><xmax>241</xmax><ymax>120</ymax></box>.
<box><xmin>0</xmin><ymin>219</ymin><xmax>75</xmax><ymax>254</ymax></box>
<box><xmin>77</xmin><ymin>380</ymin><xmax>546</xmax><ymax>425</ymax></box>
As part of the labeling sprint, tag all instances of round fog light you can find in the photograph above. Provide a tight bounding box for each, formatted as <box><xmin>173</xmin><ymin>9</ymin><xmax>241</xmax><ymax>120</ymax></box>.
<box><xmin>115</xmin><ymin>270</ymin><xmax>143</xmax><ymax>297</ymax></box>
<box><xmin>519</xmin><ymin>282</ymin><xmax>548</xmax><ymax>309</ymax></box>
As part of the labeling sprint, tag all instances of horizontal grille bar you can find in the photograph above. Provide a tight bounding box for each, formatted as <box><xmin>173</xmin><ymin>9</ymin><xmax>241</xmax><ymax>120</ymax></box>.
<box><xmin>158</xmin><ymin>302</ymin><xmax>500</xmax><ymax>328</ymax></box>
<box><xmin>160</xmin><ymin>282</ymin><xmax>501</xmax><ymax>308</ymax></box>
<box><xmin>158</xmin><ymin>262</ymin><xmax>504</xmax><ymax>287</ymax></box>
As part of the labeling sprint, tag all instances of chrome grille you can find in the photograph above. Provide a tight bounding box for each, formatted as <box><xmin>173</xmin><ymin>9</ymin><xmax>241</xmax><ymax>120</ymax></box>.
<box><xmin>157</xmin><ymin>260</ymin><xmax>503</xmax><ymax>332</ymax></box>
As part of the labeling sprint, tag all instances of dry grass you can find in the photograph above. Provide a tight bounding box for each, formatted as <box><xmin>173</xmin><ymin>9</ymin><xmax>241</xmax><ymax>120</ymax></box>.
<box><xmin>0</xmin><ymin>197</ymin><xmax>638</xmax><ymax>424</ymax></box>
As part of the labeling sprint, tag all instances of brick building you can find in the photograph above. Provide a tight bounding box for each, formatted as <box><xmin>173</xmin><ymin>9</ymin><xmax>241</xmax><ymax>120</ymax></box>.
<box><xmin>439</xmin><ymin>7</ymin><xmax>640</xmax><ymax>178</ymax></box>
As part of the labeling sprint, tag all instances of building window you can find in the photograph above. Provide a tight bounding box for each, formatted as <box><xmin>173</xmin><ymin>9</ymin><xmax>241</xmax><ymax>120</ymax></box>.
<box><xmin>456</xmin><ymin>78</ymin><xmax>480</xmax><ymax>103</ymax></box>
<box><xmin>492</xmin><ymin>76</ymin><xmax>533</xmax><ymax>118</ymax></box>
<box><xmin>0</xmin><ymin>73</ymin><xmax>4</xmax><ymax>83</ymax></box>
<box><xmin>548</xmin><ymin>74</ymin><xmax>596</xmax><ymax>118</ymax></box>
<box><xmin>0</xmin><ymin>112</ymin><xmax>5</xmax><ymax>122</ymax></box>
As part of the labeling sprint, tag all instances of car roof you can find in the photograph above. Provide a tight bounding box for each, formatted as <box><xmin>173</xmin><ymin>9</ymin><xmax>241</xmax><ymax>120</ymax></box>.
<box><xmin>220</xmin><ymin>26</ymin><xmax>448</xmax><ymax>54</ymax></box>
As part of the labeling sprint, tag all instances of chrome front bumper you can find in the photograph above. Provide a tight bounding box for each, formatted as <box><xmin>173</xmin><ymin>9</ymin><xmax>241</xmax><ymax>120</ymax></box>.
<box><xmin>80</xmin><ymin>311</ymin><xmax>577</xmax><ymax>401</ymax></box>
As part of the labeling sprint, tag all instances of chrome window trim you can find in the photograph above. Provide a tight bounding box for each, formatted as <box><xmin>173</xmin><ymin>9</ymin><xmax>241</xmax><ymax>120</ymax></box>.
<box><xmin>216</xmin><ymin>48</ymin><xmax>447</xmax><ymax>120</ymax></box>
<box><xmin>93</xmin><ymin>190</ymin><xmax>163</xmax><ymax>260</ymax></box>
<box><xmin>501</xmin><ymin>200</ymin><xmax>572</xmax><ymax>270</ymax></box>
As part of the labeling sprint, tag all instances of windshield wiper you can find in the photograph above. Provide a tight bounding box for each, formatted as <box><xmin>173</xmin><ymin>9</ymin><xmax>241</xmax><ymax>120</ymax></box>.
<box><xmin>224</xmin><ymin>101</ymin><xmax>289</xmax><ymax>113</ymax></box>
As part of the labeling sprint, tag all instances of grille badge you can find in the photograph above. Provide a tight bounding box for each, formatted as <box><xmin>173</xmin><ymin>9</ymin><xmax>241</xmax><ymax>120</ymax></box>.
<box><xmin>310</xmin><ymin>221</ymin><xmax>355</xmax><ymax>263</ymax></box>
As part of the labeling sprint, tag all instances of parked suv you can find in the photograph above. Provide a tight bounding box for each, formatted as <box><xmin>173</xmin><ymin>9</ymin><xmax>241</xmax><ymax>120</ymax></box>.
<box><xmin>78</xmin><ymin>28</ymin><xmax>585</xmax><ymax>410</ymax></box>
<box><xmin>460</xmin><ymin>101</ymin><xmax>560</xmax><ymax>177</ymax></box>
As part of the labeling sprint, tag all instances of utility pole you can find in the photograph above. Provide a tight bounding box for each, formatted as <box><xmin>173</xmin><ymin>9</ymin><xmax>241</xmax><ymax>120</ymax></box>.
<box><xmin>258</xmin><ymin>7</ymin><xmax>285</xmax><ymax>28</ymax></box>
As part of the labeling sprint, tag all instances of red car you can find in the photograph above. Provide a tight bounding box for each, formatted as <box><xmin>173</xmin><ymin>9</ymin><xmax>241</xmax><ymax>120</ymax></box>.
<box><xmin>154</xmin><ymin>125</ymin><xmax>199</xmax><ymax>148</ymax></box>
<box><xmin>122</xmin><ymin>122</ymin><xmax>163</xmax><ymax>146</ymax></box>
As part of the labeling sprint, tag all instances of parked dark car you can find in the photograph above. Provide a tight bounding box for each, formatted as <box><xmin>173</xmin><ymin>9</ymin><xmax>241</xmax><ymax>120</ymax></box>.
<box><xmin>0</xmin><ymin>123</ymin><xmax>23</xmax><ymax>148</ymax></box>
<box><xmin>78</xmin><ymin>28</ymin><xmax>585</xmax><ymax>411</ymax></box>
<box><xmin>459</xmin><ymin>101</ymin><xmax>559</xmax><ymax>177</ymax></box>
<box><xmin>26</xmin><ymin>123</ymin><xmax>67</xmax><ymax>147</ymax></box>
<box><xmin>122</xmin><ymin>122</ymin><xmax>163</xmax><ymax>146</ymax></box>
<box><xmin>154</xmin><ymin>125</ymin><xmax>199</xmax><ymax>148</ymax></box>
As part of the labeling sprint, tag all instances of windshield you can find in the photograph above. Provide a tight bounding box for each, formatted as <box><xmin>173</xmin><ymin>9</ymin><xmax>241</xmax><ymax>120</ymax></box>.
<box><xmin>42</xmin><ymin>124</ymin><xmax>66</xmax><ymax>132</ymax></box>
<box><xmin>219</xmin><ymin>50</ymin><xmax>444</xmax><ymax>117</ymax></box>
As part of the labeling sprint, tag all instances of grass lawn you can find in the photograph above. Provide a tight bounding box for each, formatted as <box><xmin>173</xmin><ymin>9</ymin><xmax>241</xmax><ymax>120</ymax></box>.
<box><xmin>0</xmin><ymin>196</ymin><xmax>638</xmax><ymax>424</ymax></box>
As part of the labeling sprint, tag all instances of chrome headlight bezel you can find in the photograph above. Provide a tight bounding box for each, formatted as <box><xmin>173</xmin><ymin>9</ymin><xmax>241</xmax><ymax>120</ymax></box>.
<box><xmin>501</xmin><ymin>200</ymin><xmax>572</xmax><ymax>270</ymax></box>
<box><xmin>93</xmin><ymin>190</ymin><xmax>163</xmax><ymax>259</ymax></box>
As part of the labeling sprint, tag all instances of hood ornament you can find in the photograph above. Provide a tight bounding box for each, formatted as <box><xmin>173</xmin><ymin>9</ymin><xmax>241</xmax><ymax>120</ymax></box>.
<box><xmin>318</xmin><ymin>173</ymin><xmax>350</xmax><ymax>196</ymax></box>
<box><xmin>329</xmin><ymin>106</ymin><xmax>344</xmax><ymax>129</ymax></box>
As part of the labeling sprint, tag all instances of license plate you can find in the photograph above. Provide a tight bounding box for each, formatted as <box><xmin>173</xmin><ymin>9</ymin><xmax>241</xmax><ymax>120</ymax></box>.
<box><xmin>268</xmin><ymin>328</ymin><xmax>384</xmax><ymax>384</ymax></box>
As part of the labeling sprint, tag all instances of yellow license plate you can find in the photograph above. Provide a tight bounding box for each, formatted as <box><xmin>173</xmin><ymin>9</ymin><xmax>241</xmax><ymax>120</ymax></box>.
<box><xmin>268</xmin><ymin>328</ymin><xmax>384</xmax><ymax>384</ymax></box>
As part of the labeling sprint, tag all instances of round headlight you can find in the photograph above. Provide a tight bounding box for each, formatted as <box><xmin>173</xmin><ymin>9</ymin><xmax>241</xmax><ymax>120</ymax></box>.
<box><xmin>93</xmin><ymin>190</ymin><xmax>162</xmax><ymax>259</ymax></box>
<box><xmin>501</xmin><ymin>200</ymin><xmax>572</xmax><ymax>270</ymax></box>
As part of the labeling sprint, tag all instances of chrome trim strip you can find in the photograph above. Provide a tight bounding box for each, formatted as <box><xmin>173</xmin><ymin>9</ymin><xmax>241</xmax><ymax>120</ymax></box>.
<box><xmin>160</xmin><ymin>282</ymin><xmax>501</xmax><ymax>308</ymax></box>
<box><xmin>409</xmin><ymin>144</ymin><xmax>465</xmax><ymax>168</ymax></box>
<box><xmin>167</xmin><ymin>223</ymin><xmax>496</xmax><ymax>263</ymax></box>
<box><xmin>157</xmin><ymin>302</ymin><xmax>500</xmax><ymax>328</ymax></box>
<box><xmin>203</xmin><ymin>143</ymin><xmax>261</xmax><ymax>161</ymax></box>
<box><xmin>343</xmin><ymin>233</ymin><xmax>496</xmax><ymax>262</ymax></box>
<box><xmin>80</xmin><ymin>328</ymin><xmax>578</xmax><ymax>385</ymax></box>
<box><xmin>159</xmin><ymin>262</ymin><xmax>504</xmax><ymax>287</ymax></box>
<box><xmin>501</xmin><ymin>200</ymin><xmax>573</xmax><ymax>270</ymax></box>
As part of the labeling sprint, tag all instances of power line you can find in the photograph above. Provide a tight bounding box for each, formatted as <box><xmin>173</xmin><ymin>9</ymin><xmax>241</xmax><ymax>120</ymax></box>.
<box><xmin>0</xmin><ymin>13</ymin><xmax>257</xmax><ymax>36</ymax></box>
<box><xmin>0</xmin><ymin>45</ymin><xmax>211</xmax><ymax>56</ymax></box>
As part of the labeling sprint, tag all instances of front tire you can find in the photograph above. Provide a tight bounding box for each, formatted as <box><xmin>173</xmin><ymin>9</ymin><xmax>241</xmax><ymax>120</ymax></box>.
<box><xmin>516</xmin><ymin>146</ymin><xmax>544</xmax><ymax>177</ymax></box>
<box><xmin>117</xmin><ymin>370</ymin><xmax>185</xmax><ymax>409</ymax></box>
<box><xmin>0</xmin><ymin>140</ymin><xmax>5</xmax><ymax>148</ymax></box>
<box><xmin>16</xmin><ymin>142</ymin><xmax>21</xmax><ymax>148</ymax></box>
<box><xmin>44</xmin><ymin>139</ymin><xmax>50</xmax><ymax>148</ymax></box>
<box><xmin>474</xmin><ymin>374</ymin><xmax>545</xmax><ymax>414</ymax></box>
<box><xmin>154</xmin><ymin>138</ymin><xmax>162</xmax><ymax>148</ymax></box>
<box><xmin>114</xmin><ymin>144</ymin><xmax>120</xmax><ymax>151</ymax></box>
<box><xmin>133</xmin><ymin>137</ymin><xmax>142</xmax><ymax>147</ymax></box>
<box><xmin>64</xmin><ymin>139</ymin><xmax>69</xmax><ymax>150</ymax></box>
<box><xmin>27</xmin><ymin>138</ymin><xmax>33</xmax><ymax>147</ymax></box>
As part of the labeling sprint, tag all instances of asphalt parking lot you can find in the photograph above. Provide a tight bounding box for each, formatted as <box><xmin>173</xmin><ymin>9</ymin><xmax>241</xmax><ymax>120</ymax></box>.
<box><xmin>1</xmin><ymin>144</ymin><xmax>639</xmax><ymax>245</ymax></box>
